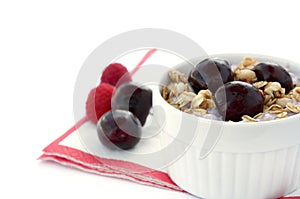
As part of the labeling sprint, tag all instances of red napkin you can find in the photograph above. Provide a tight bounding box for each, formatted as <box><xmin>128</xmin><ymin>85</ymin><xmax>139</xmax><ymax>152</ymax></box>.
<box><xmin>40</xmin><ymin>117</ymin><xmax>299</xmax><ymax>199</ymax></box>
<box><xmin>40</xmin><ymin>117</ymin><xmax>183</xmax><ymax>192</ymax></box>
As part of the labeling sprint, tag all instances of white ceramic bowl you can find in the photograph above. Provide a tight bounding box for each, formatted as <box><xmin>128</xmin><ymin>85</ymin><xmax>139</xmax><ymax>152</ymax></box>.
<box><xmin>155</xmin><ymin>54</ymin><xmax>300</xmax><ymax>199</ymax></box>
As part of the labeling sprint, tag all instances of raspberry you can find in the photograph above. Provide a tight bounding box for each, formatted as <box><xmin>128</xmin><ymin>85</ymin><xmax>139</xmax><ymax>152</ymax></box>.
<box><xmin>101</xmin><ymin>63</ymin><xmax>132</xmax><ymax>87</ymax></box>
<box><xmin>86</xmin><ymin>83</ymin><xmax>115</xmax><ymax>123</ymax></box>
<box><xmin>86</xmin><ymin>49</ymin><xmax>157</xmax><ymax>124</ymax></box>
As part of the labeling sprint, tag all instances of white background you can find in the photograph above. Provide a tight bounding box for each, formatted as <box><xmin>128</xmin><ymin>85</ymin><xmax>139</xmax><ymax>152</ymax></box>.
<box><xmin>1</xmin><ymin>0</ymin><xmax>300</xmax><ymax>198</ymax></box>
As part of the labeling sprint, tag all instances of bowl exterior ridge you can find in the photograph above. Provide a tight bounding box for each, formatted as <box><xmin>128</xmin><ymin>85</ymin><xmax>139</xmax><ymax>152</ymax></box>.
<box><xmin>168</xmin><ymin>144</ymin><xmax>300</xmax><ymax>199</ymax></box>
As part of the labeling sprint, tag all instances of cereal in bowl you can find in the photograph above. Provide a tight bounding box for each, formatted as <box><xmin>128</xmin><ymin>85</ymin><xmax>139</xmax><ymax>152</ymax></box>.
<box><xmin>162</xmin><ymin>57</ymin><xmax>300</xmax><ymax>122</ymax></box>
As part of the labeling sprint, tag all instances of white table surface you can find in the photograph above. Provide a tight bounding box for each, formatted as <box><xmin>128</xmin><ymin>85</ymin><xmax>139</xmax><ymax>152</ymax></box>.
<box><xmin>1</xmin><ymin>1</ymin><xmax>300</xmax><ymax>198</ymax></box>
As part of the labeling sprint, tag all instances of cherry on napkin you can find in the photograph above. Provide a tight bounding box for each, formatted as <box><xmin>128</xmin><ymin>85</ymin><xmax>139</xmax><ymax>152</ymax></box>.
<box><xmin>40</xmin><ymin>117</ymin><xmax>182</xmax><ymax>192</ymax></box>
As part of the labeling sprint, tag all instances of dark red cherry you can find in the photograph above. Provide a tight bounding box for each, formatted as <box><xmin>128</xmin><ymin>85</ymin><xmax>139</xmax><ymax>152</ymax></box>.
<box><xmin>253</xmin><ymin>62</ymin><xmax>293</xmax><ymax>93</ymax></box>
<box><xmin>112</xmin><ymin>82</ymin><xmax>152</xmax><ymax>126</ymax></box>
<box><xmin>97</xmin><ymin>110</ymin><xmax>141</xmax><ymax>150</ymax></box>
<box><xmin>214</xmin><ymin>81</ymin><xmax>264</xmax><ymax>122</ymax></box>
<box><xmin>188</xmin><ymin>58</ymin><xmax>234</xmax><ymax>93</ymax></box>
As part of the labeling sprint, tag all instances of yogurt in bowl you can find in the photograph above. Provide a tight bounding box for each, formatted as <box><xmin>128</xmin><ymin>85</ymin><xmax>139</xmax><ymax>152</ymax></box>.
<box><xmin>154</xmin><ymin>54</ymin><xmax>300</xmax><ymax>199</ymax></box>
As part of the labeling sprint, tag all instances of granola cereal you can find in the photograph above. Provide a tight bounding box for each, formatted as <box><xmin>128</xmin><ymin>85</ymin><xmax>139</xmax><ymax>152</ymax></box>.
<box><xmin>162</xmin><ymin>57</ymin><xmax>300</xmax><ymax>122</ymax></box>
<box><xmin>242</xmin><ymin>115</ymin><xmax>258</xmax><ymax>122</ymax></box>
<box><xmin>276</xmin><ymin>97</ymin><xmax>292</xmax><ymax>107</ymax></box>
<box><xmin>264</xmin><ymin>82</ymin><xmax>285</xmax><ymax>98</ymax></box>
<box><xmin>167</xmin><ymin>82</ymin><xmax>189</xmax><ymax>97</ymax></box>
<box><xmin>191</xmin><ymin>90</ymin><xmax>215</xmax><ymax>109</ymax></box>
<box><xmin>235</xmin><ymin>69</ymin><xmax>257</xmax><ymax>83</ymax></box>
<box><xmin>292</xmin><ymin>87</ymin><xmax>300</xmax><ymax>102</ymax></box>
<box><xmin>253</xmin><ymin>81</ymin><xmax>268</xmax><ymax>89</ymax></box>
<box><xmin>286</xmin><ymin>103</ymin><xmax>300</xmax><ymax>113</ymax></box>
<box><xmin>168</xmin><ymin>70</ymin><xmax>188</xmax><ymax>83</ymax></box>
<box><xmin>175</xmin><ymin>92</ymin><xmax>196</xmax><ymax>108</ymax></box>
<box><xmin>236</xmin><ymin>57</ymin><xmax>259</xmax><ymax>70</ymax></box>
